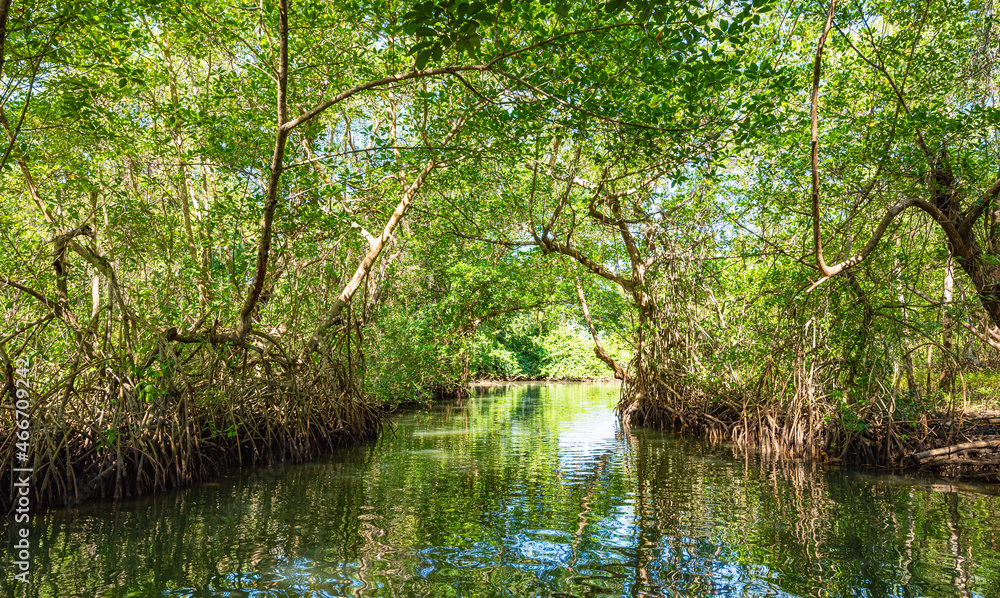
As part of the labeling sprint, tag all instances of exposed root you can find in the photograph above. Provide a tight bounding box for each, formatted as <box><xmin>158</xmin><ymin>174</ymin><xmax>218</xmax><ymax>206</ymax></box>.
<box><xmin>1</xmin><ymin>338</ymin><xmax>385</xmax><ymax>513</ymax></box>
<box><xmin>619</xmin><ymin>379</ymin><xmax>1000</xmax><ymax>482</ymax></box>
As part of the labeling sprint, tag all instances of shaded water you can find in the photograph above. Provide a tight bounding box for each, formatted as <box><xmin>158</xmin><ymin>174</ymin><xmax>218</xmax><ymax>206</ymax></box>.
<box><xmin>3</xmin><ymin>382</ymin><xmax>1000</xmax><ymax>597</ymax></box>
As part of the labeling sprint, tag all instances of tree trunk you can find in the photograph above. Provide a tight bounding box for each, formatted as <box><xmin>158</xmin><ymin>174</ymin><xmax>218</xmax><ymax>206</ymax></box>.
<box><xmin>940</xmin><ymin>257</ymin><xmax>955</xmax><ymax>388</ymax></box>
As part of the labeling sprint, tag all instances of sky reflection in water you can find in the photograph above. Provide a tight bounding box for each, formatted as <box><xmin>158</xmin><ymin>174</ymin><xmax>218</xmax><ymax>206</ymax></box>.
<box><xmin>3</xmin><ymin>382</ymin><xmax>1000</xmax><ymax>597</ymax></box>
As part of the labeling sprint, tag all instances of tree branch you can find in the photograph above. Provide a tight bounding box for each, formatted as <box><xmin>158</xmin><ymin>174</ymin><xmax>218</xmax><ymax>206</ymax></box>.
<box><xmin>302</xmin><ymin>116</ymin><xmax>468</xmax><ymax>357</ymax></box>
<box><xmin>810</xmin><ymin>0</ymin><xmax>839</xmax><ymax>277</ymax></box>
<box><xmin>238</xmin><ymin>0</ymin><xmax>291</xmax><ymax>339</ymax></box>
<box><xmin>960</xmin><ymin>176</ymin><xmax>1000</xmax><ymax>236</ymax></box>
<box><xmin>808</xmin><ymin>197</ymin><xmax>952</xmax><ymax>291</ymax></box>
<box><xmin>576</xmin><ymin>277</ymin><xmax>627</xmax><ymax>381</ymax></box>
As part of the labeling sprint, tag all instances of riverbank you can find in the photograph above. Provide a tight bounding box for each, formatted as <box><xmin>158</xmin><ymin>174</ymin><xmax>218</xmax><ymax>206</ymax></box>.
<box><xmin>9</xmin><ymin>369</ymin><xmax>997</xmax><ymax>516</ymax></box>
<box><xmin>7</xmin><ymin>382</ymin><xmax>999</xmax><ymax>597</ymax></box>
<box><xmin>470</xmin><ymin>376</ymin><xmax>619</xmax><ymax>384</ymax></box>
<box><xmin>412</xmin><ymin>376</ymin><xmax>1000</xmax><ymax>484</ymax></box>
<box><xmin>620</xmin><ymin>394</ymin><xmax>1000</xmax><ymax>483</ymax></box>
<box><xmin>378</xmin><ymin>377</ymin><xmax>618</xmax><ymax>411</ymax></box>
<box><xmin>1</xmin><ymin>354</ymin><xmax>386</xmax><ymax>515</ymax></box>
<box><xmin>2</xmin><ymin>375</ymin><xmax>619</xmax><ymax>514</ymax></box>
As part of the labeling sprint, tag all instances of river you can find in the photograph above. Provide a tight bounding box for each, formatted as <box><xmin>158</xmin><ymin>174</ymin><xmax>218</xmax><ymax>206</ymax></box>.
<box><xmin>3</xmin><ymin>382</ymin><xmax>1000</xmax><ymax>597</ymax></box>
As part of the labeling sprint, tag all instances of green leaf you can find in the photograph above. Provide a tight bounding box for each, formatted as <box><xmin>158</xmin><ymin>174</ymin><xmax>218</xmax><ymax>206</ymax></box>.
<box><xmin>415</xmin><ymin>47</ymin><xmax>434</xmax><ymax>69</ymax></box>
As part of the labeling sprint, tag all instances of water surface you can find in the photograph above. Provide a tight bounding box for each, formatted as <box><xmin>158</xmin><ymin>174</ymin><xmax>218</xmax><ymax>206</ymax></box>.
<box><xmin>3</xmin><ymin>382</ymin><xmax>1000</xmax><ymax>597</ymax></box>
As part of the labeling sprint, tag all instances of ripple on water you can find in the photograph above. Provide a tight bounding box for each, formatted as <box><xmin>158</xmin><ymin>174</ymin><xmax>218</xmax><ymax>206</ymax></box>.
<box><xmin>9</xmin><ymin>382</ymin><xmax>1000</xmax><ymax>598</ymax></box>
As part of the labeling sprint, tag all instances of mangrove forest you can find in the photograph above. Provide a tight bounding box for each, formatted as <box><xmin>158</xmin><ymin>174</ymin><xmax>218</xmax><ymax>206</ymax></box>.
<box><xmin>2</xmin><ymin>0</ymin><xmax>1000</xmax><ymax>594</ymax></box>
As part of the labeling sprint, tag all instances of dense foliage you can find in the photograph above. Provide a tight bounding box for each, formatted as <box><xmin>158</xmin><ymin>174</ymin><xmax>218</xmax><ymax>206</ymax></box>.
<box><xmin>1</xmin><ymin>0</ymin><xmax>999</xmax><ymax>508</ymax></box>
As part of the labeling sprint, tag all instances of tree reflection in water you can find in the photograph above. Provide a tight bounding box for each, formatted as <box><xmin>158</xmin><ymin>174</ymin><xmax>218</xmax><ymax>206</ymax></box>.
<box><xmin>3</xmin><ymin>382</ymin><xmax>999</xmax><ymax>597</ymax></box>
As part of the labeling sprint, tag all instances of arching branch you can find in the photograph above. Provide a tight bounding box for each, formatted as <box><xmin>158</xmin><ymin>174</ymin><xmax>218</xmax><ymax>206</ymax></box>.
<box><xmin>576</xmin><ymin>278</ymin><xmax>627</xmax><ymax>381</ymax></box>
<box><xmin>810</xmin><ymin>0</ymin><xmax>839</xmax><ymax>278</ymax></box>
<box><xmin>807</xmin><ymin>0</ymin><xmax>960</xmax><ymax>290</ymax></box>
<box><xmin>808</xmin><ymin>196</ymin><xmax>954</xmax><ymax>291</ymax></box>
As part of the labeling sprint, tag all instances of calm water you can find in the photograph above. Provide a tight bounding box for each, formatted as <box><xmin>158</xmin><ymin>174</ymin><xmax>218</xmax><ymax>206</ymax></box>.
<box><xmin>3</xmin><ymin>382</ymin><xmax>1000</xmax><ymax>597</ymax></box>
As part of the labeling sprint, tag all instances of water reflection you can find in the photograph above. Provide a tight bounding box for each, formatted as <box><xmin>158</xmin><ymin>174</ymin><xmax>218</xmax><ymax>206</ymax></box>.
<box><xmin>3</xmin><ymin>382</ymin><xmax>999</xmax><ymax>597</ymax></box>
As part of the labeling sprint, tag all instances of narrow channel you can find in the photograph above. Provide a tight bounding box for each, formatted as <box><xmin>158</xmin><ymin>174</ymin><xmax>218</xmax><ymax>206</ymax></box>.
<box><xmin>4</xmin><ymin>382</ymin><xmax>1000</xmax><ymax>597</ymax></box>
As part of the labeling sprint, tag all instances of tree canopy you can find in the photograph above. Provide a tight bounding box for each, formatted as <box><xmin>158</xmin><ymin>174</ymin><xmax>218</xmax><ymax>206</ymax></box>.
<box><xmin>2</xmin><ymin>0</ymin><xmax>1000</xmax><ymax>507</ymax></box>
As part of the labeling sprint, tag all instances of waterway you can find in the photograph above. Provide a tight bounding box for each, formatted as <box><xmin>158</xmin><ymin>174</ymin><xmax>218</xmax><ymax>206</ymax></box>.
<box><xmin>3</xmin><ymin>382</ymin><xmax>1000</xmax><ymax>597</ymax></box>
